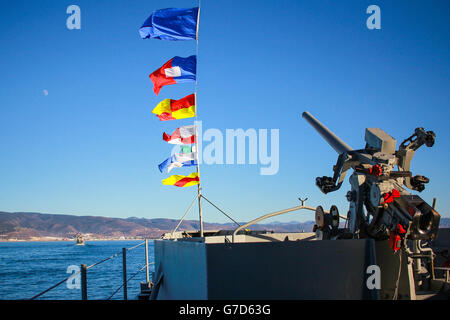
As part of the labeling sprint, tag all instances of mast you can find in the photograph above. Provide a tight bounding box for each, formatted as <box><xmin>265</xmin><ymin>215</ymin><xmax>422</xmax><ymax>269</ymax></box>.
<box><xmin>195</xmin><ymin>1</ymin><xmax>203</xmax><ymax>237</ymax></box>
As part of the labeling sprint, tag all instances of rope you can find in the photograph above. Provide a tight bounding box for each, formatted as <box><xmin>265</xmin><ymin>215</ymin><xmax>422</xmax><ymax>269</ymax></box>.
<box><xmin>29</xmin><ymin>241</ymin><xmax>148</xmax><ymax>299</ymax></box>
<box><xmin>194</xmin><ymin>0</ymin><xmax>203</xmax><ymax>235</ymax></box>
<box><xmin>172</xmin><ymin>194</ymin><xmax>200</xmax><ymax>235</ymax></box>
<box><xmin>194</xmin><ymin>1</ymin><xmax>200</xmax><ymax>174</ymax></box>
<box><xmin>86</xmin><ymin>241</ymin><xmax>146</xmax><ymax>270</ymax></box>
<box><xmin>126</xmin><ymin>241</ymin><xmax>146</xmax><ymax>251</ymax></box>
<box><xmin>86</xmin><ymin>251</ymin><xmax>122</xmax><ymax>270</ymax></box>
<box><xmin>29</xmin><ymin>271</ymin><xmax>80</xmax><ymax>300</ymax></box>
<box><xmin>106</xmin><ymin>262</ymin><xmax>155</xmax><ymax>300</ymax></box>
<box><xmin>392</xmin><ymin>250</ymin><xmax>402</xmax><ymax>300</ymax></box>
<box><xmin>201</xmin><ymin>194</ymin><xmax>241</xmax><ymax>227</ymax></box>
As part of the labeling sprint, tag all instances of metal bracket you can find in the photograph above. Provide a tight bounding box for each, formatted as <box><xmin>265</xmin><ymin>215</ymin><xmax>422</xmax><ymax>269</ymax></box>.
<box><xmin>298</xmin><ymin>197</ymin><xmax>308</xmax><ymax>206</ymax></box>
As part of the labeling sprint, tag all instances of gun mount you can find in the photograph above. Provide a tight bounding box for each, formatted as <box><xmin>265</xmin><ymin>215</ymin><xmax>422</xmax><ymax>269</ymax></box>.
<box><xmin>302</xmin><ymin>111</ymin><xmax>440</xmax><ymax>249</ymax></box>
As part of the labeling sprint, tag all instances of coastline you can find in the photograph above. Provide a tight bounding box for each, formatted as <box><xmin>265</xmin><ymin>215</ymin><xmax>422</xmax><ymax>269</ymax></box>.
<box><xmin>0</xmin><ymin>238</ymin><xmax>152</xmax><ymax>242</ymax></box>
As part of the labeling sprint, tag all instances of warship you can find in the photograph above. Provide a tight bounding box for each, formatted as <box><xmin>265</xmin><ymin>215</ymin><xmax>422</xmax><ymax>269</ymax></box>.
<box><xmin>140</xmin><ymin>111</ymin><xmax>449</xmax><ymax>300</ymax></box>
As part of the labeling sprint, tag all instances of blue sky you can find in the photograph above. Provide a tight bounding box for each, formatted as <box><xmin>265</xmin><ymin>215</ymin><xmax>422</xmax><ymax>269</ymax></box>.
<box><xmin>0</xmin><ymin>0</ymin><xmax>449</xmax><ymax>224</ymax></box>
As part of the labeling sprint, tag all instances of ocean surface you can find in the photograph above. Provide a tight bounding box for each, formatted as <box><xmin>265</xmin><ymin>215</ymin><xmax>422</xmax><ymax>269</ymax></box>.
<box><xmin>0</xmin><ymin>240</ymin><xmax>155</xmax><ymax>300</ymax></box>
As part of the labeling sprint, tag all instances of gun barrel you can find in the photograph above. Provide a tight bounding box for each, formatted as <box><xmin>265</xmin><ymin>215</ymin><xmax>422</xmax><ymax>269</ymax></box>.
<box><xmin>302</xmin><ymin>111</ymin><xmax>352</xmax><ymax>154</ymax></box>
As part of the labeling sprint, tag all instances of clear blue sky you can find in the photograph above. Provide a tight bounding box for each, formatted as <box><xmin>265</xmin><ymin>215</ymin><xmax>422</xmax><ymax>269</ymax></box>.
<box><xmin>0</xmin><ymin>0</ymin><xmax>448</xmax><ymax>224</ymax></box>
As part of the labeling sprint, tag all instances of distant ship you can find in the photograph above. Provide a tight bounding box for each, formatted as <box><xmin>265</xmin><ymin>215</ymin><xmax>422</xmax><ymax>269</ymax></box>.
<box><xmin>75</xmin><ymin>233</ymin><xmax>85</xmax><ymax>245</ymax></box>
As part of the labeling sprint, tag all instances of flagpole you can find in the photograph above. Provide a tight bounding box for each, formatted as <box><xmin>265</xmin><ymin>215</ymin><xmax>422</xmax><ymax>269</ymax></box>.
<box><xmin>195</xmin><ymin>1</ymin><xmax>203</xmax><ymax>238</ymax></box>
<box><xmin>195</xmin><ymin>95</ymin><xmax>203</xmax><ymax>238</ymax></box>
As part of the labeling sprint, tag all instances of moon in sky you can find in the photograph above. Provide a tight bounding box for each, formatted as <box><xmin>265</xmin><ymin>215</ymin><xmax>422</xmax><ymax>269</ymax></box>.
<box><xmin>43</xmin><ymin>89</ymin><xmax>48</xmax><ymax>96</ymax></box>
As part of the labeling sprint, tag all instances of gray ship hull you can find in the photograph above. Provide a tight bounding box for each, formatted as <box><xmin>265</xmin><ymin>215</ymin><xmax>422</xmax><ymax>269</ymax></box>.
<box><xmin>149</xmin><ymin>231</ymin><xmax>432</xmax><ymax>300</ymax></box>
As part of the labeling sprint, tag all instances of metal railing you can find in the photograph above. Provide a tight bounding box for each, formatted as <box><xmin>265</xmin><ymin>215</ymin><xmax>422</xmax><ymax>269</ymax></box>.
<box><xmin>30</xmin><ymin>239</ymin><xmax>153</xmax><ymax>300</ymax></box>
<box><xmin>434</xmin><ymin>266</ymin><xmax>450</xmax><ymax>283</ymax></box>
<box><xmin>231</xmin><ymin>205</ymin><xmax>318</xmax><ymax>242</ymax></box>
<box><xmin>230</xmin><ymin>198</ymin><xmax>349</xmax><ymax>242</ymax></box>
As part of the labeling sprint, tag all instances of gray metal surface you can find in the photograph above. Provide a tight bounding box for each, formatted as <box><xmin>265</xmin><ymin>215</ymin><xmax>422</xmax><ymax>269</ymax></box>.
<box><xmin>154</xmin><ymin>240</ymin><xmax>208</xmax><ymax>299</ymax></box>
<box><xmin>375</xmin><ymin>240</ymin><xmax>416</xmax><ymax>300</ymax></box>
<box><xmin>302</xmin><ymin>111</ymin><xmax>440</xmax><ymax>250</ymax></box>
<box><xmin>432</xmin><ymin>228</ymin><xmax>450</xmax><ymax>250</ymax></box>
<box><xmin>153</xmin><ymin>236</ymin><xmax>379</xmax><ymax>300</ymax></box>
<box><xmin>302</xmin><ymin>111</ymin><xmax>352</xmax><ymax>154</ymax></box>
<box><xmin>365</xmin><ymin>128</ymin><xmax>397</xmax><ymax>154</ymax></box>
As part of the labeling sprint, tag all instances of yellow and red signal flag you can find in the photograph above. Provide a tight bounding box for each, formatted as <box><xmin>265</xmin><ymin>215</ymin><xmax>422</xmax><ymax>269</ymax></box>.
<box><xmin>152</xmin><ymin>93</ymin><xmax>196</xmax><ymax>121</ymax></box>
<box><xmin>162</xmin><ymin>172</ymin><xmax>199</xmax><ymax>187</ymax></box>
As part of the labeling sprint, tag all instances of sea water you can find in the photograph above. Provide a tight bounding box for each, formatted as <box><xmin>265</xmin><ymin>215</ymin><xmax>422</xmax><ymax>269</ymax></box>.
<box><xmin>0</xmin><ymin>240</ymin><xmax>155</xmax><ymax>300</ymax></box>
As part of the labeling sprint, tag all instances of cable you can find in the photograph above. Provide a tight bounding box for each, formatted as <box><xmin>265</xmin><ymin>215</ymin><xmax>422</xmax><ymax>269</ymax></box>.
<box><xmin>29</xmin><ymin>241</ymin><xmax>148</xmax><ymax>299</ymax></box>
<box><xmin>106</xmin><ymin>262</ymin><xmax>154</xmax><ymax>300</ymax></box>
<box><xmin>392</xmin><ymin>250</ymin><xmax>402</xmax><ymax>300</ymax></box>
<box><xmin>201</xmin><ymin>194</ymin><xmax>241</xmax><ymax>227</ymax></box>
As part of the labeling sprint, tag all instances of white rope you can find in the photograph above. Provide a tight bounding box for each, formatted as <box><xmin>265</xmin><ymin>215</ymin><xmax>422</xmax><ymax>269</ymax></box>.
<box><xmin>194</xmin><ymin>0</ymin><xmax>203</xmax><ymax>235</ymax></box>
<box><xmin>171</xmin><ymin>193</ymin><xmax>200</xmax><ymax>235</ymax></box>
<box><xmin>392</xmin><ymin>250</ymin><xmax>402</xmax><ymax>300</ymax></box>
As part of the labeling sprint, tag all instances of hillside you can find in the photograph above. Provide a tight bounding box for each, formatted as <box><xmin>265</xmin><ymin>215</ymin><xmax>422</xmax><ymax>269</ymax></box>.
<box><xmin>1</xmin><ymin>211</ymin><xmax>448</xmax><ymax>241</ymax></box>
<box><xmin>0</xmin><ymin>211</ymin><xmax>316</xmax><ymax>240</ymax></box>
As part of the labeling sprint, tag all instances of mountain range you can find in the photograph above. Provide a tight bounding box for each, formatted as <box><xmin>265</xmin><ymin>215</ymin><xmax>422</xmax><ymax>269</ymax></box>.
<box><xmin>1</xmin><ymin>211</ymin><xmax>448</xmax><ymax>241</ymax></box>
<box><xmin>0</xmin><ymin>211</ymin><xmax>317</xmax><ymax>240</ymax></box>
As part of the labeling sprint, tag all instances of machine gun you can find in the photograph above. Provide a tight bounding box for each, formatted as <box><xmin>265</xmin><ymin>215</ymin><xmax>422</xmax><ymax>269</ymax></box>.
<box><xmin>302</xmin><ymin>111</ymin><xmax>440</xmax><ymax>252</ymax></box>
